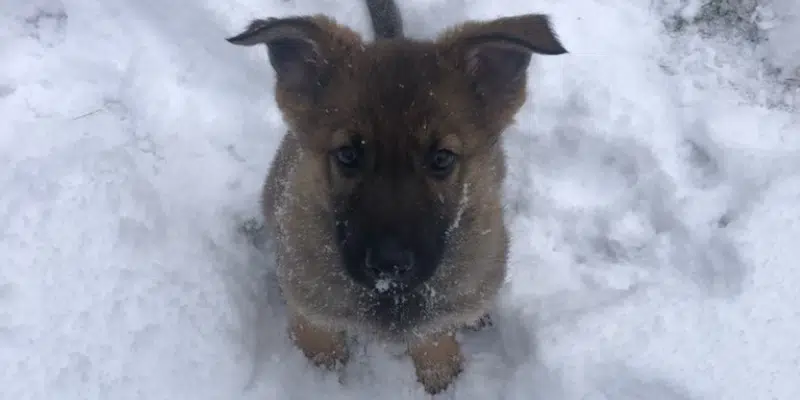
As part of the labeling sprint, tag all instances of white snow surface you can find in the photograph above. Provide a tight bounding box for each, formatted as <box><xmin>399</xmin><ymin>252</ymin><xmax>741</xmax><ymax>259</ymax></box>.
<box><xmin>2</xmin><ymin>0</ymin><xmax>799</xmax><ymax>398</ymax></box>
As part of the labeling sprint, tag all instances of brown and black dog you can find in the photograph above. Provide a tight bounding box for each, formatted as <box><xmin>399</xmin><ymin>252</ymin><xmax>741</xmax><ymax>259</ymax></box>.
<box><xmin>227</xmin><ymin>0</ymin><xmax>567</xmax><ymax>394</ymax></box>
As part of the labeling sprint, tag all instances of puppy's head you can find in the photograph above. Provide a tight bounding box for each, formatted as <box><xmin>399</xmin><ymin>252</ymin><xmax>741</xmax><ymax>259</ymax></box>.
<box><xmin>228</xmin><ymin>13</ymin><xmax>566</xmax><ymax>327</ymax></box>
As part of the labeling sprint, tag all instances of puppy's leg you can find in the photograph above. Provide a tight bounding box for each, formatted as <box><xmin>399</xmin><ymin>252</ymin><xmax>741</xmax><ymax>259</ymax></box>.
<box><xmin>408</xmin><ymin>331</ymin><xmax>464</xmax><ymax>395</ymax></box>
<box><xmin>288</xmin><ymin>313</ymin><xmax>349</xmax><ymax>369</ymax></box>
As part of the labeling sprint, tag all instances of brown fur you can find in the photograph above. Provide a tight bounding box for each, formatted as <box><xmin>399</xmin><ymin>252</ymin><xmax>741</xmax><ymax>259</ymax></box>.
<box><xmin>227</xmin><ymin>8</ymin><xmax>566</xmax><ymax>395</ymax></box>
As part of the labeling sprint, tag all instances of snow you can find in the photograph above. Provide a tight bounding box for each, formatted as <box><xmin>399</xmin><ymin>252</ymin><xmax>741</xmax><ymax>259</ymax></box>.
<box><xmin>1</xmin><ymin>0</ymin><xmax>799</xmax><ymax>398</ymax></box>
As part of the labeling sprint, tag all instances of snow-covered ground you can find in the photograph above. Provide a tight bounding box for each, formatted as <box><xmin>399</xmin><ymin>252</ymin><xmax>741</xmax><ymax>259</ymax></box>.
<box><xmin>2</xmin><ymin>0</ymin><xmax>799</xmax><ymax>398</ymax></box>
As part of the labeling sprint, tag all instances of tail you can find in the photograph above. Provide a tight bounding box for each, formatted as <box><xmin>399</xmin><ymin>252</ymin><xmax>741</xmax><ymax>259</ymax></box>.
<box><xmin>365</xmin><ymin>0</ymin><xmax>404</xmax><ymax>39</ymax></box>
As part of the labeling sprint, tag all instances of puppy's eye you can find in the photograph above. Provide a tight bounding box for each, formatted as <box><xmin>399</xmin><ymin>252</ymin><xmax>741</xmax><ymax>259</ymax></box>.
<box><xmin>334</xmin><ymin>145</ymin><xmax>361</xmax><ymax>169</ymax></box>
<box><xmin>428</xmin><ymin>149</ymin><xmax>457</xmax><ymax>177</ymax></box>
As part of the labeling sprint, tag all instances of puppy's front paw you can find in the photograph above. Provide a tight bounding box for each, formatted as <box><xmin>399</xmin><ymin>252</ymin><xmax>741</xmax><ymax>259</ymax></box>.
<box><xmin>289</xmin><ymin>313</ymin><xmax>349</xmax><ymax>369</ymax></box>
<box><xmin>409</xmin><ymin>332</ymin><xmax>464</xmax><ymax>395</ymax></box>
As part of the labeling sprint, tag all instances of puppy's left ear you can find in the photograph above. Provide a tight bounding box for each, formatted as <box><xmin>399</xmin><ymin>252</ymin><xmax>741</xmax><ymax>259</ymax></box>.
<box><xmin>438</xmin><ymin>14</ymin><xmax>567</xmax><ymax>104</ymax></box>
<box><xmin>226</xmin><ymin>15</ymin><xmax>362</xmax><ymax>102</ymax></box>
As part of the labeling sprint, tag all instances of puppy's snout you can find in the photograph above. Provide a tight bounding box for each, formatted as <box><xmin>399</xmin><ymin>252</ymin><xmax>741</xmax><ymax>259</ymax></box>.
<box><xmin>366</xmin><ymin>238</ymin><xmax>415</xmax><ymax>281</ymax></box>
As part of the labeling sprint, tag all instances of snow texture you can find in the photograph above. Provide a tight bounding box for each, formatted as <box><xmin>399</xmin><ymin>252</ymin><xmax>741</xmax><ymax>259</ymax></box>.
<box><xmin>1</xmin><ymin>0</ymin><xmax>799</xmax><ymax>398</ymax></box>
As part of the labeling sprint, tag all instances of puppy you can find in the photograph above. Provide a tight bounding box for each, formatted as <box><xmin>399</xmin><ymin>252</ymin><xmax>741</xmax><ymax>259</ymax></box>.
<box><xmin>227</xmin><ymin>0</ymin><xmax>567</xmax><ymax>394</ymax></box>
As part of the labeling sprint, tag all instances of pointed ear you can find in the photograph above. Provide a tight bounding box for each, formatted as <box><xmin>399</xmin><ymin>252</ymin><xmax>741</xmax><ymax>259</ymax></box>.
<box><xmin>438</xmin><ymin>14</ymin><xmax>567</xmax><ymax>101</ymax></box>
<box><xmin>226</xmin><ymin>15</ymin><xmax>362</xmax><ymax>100</ymax></box>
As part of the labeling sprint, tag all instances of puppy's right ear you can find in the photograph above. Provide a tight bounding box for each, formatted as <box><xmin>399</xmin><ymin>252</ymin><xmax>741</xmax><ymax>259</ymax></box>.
<box><xmin>227</xmin><ymin>16</ymin><xmax>361</xmax><ymax>100</ymax></box>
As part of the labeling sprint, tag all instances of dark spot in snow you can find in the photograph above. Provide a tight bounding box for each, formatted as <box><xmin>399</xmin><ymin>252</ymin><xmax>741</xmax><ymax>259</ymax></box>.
<box><xmin>23</xmin><ymin>7</ymin><xmax>68</xmax><ymax>47</ymax></box>
<box><xmin>0</xmin><ymin>84</ymin><xmax>16</xmax><ymax>98</ymax></box>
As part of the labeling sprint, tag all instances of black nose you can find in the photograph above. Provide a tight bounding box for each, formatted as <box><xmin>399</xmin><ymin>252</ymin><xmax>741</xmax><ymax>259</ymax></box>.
<box><xmin>366</xmin><ymin>238</ymin><xmax>415</xmax><ymax>282</ymax></box>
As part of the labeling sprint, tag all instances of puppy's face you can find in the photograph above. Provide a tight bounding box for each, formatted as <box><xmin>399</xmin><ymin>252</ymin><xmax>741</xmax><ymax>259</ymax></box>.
<box><xmin>228</xmin><ymin>14</ymin><xmax>566</xmax><ymax>333</ymax></box>
<box><xmin>327</xmin><ymin>123</ymin><xmax>459</xmax><ymax>298</ymax></box>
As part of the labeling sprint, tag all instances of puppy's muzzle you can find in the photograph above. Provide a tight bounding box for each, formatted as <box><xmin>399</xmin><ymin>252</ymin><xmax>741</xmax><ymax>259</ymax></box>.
<box><xmin>365</xmin><ymin>237</ymin><xmax>416</xmax><ymax>288</ymax></box>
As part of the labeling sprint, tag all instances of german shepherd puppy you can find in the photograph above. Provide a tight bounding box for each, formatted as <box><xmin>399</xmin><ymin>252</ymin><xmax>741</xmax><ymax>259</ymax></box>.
<box><xmin>227</xmin><ymin>0</ymin><xmax>567</xmax><ymax>394</ymax></box>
